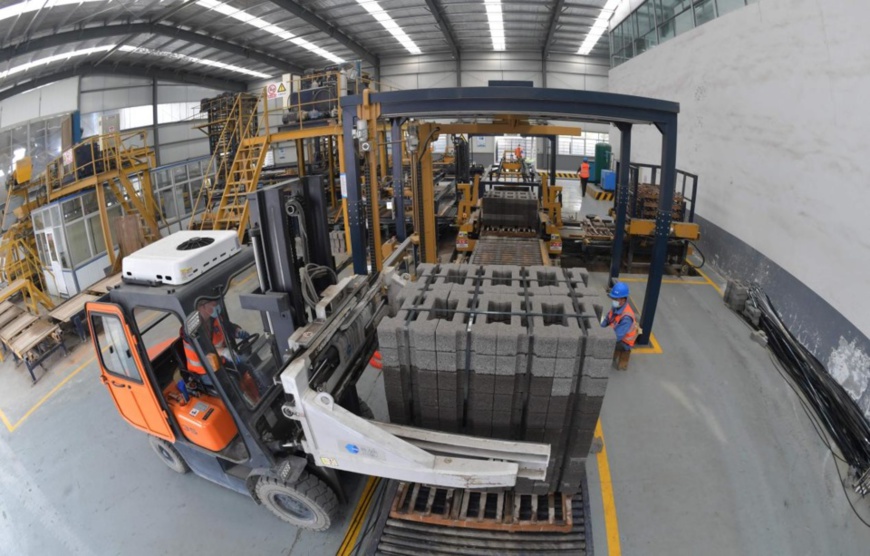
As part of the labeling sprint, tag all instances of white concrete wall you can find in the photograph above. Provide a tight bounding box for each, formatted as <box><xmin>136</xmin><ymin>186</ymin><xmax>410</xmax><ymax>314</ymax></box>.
<box><xmin>608</xmin><ymin>0</ymin><xmax>869</xmax><ymax>337</ymax></box>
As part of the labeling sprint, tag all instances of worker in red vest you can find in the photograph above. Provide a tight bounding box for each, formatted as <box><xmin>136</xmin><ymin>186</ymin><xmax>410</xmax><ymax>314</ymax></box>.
<box><xmin>514</xmin><ymin>144</ymin><xmax>524</xmax><ymax>161</ymax></box>
<box><xmin>577</xmin><ymin>157</ymin><xmax>591</xmax><ymax>198</ymax></box>
<box><xmin>600</xmin><ymin>282</ymin><xmax>638</xmax><ymax>370</ymax></box>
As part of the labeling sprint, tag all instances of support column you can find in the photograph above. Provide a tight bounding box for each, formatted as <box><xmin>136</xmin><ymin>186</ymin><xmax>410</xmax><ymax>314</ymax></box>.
<box><xmin>391</xmin><ymin>118</ymin><xmax>406</xmax><ymax>241</ymax></box>
<box><xmin>151</xmin><ymin>78</ymin><xmax>161</xmax><ymax>167</ymax></box>
<box><xmin>638</xmin><ymin>115</ymin><xmax>678</xmax><ymax>345</ymax></box>
<box><xmin>342</xmin><ymin>105</ymin><xmax>367</xmax><ymax>274</ymax></box>
<box><xmin>609</xmin><ymin>123</ymin><xmax>632</xmax><ymax>281</ymax></box>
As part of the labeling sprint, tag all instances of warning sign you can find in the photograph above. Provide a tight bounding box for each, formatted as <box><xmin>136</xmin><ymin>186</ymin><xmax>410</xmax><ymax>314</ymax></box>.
<box><xmin>267</xmin><ymin>83</ymin><xmax>278</xmax><ymax>99</ymax></box>
<box><xmin>277</xmin><ymin>82</ymin><xmax>287</xmax><ymax>94</ymax></box>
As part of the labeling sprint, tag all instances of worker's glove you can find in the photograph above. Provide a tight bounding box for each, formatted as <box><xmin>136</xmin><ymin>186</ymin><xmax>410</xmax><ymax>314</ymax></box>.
<box><xmin>237</xmin><ymin>330</ymin><xmax>251</xmax><ymax>341</ymax></box>
<box><xmin>600</xmin><ymin>314</ymin><xmax>610</xmax><ymax>327</ymax></box>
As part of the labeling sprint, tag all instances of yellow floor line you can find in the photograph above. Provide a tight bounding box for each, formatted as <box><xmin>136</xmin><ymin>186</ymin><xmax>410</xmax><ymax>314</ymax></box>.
<box><xmin>633</xmin><ymin>332</ymin><xmax>662</xmax><ymax>354</ymax></box>
<box><xmin>1</xmin><ymin>310</ymin><xmax>163</xmax><ymax>433</ymax></box>
<box><xmin>9</xmin><ymin>355</ymin><xmax>94</xmax><ymax>432</ymax></box>
<box><xmin>337</xmin><ymin>476</ymin><xmax>380</xmax><ymax>556</ymax></box>
<box><xmin>0</xmin><ymin>407</ymin><xmax>13</xmax><ymax>433</ymax></box>
<box><xmin>595</xmin><ymin>419</ymin><xmax>622</xmax><ymax>556</ymax></box>
<box><xmin>695</xmin><ymin>267</ymin><xmax>723</xmax><ymax>296</ymax></box>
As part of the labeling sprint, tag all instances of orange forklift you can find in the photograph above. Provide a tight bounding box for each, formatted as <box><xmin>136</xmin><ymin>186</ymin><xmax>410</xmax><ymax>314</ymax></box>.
<box><xmin>86</xmin><ymin>180</ymin><xmax>549</xmax><ymax>531</ymax></box>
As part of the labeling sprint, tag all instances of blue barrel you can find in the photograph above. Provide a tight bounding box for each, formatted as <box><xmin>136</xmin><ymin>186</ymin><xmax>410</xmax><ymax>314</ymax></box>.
<box><xmin>601</xmin><ymin>169</ymin><xmax>617</xmax><ymax>191</ymax></box>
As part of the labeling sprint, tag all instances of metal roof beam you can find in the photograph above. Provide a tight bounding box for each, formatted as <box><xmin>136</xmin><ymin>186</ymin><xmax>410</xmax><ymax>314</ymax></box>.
<box><xmin>543</xmin><ymin>0</ymin><xmax>567</xmax><ymax>58</ymax></box>
<box><xmin>0</xmin><ymin>23</ymin><xmax>302</xmax><ymax>74</ymax></box>
<box><xmin>423</xmin><ymin>0</ymin><xmax>460</xmax><ymax>58</ymax></box>
<box><xmin>267</xmin><ymin>0</ymin><xmax>378</xmax><ymax>67</ymax></box>
<box><xmin>0</xmin><ymin>62</ymin><xmax>247</xmax><ymax>102</ymax></box>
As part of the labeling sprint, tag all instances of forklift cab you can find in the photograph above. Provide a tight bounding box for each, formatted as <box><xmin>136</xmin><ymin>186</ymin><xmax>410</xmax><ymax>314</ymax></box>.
<box><xmin>85</xmin><ymin>234</ymin><xmax>339</xmax><ymax>530</ymax></box>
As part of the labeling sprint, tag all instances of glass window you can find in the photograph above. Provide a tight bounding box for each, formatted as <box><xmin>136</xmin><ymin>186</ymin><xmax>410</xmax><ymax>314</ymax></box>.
<box><xmin>159</xmin><ymin>190</ymin><xmax>178</xmax><ymax>221</ymax></box>
<box><xmin>716</xmin><ymin>0</ymin><xmax>746</xmax><ymax>16</ymax></box>
<box><xmin>674</xmin><ymin>8</ymin><xmax>695</xmax><ymax>35</ymax></box>
<box><xmin>50</xmin><ymin>206</ymin><xmax>61</xmax><ymax>226</ymax></box>
<box><xmin>33</xmin><ymin>210</ymin><xmax>45</xmax><ymax>230</ymax></box>
<box><xmin>694</xmin><ymin>0</ymin><xmax>717</xmax><ymax>25</ymax></box>
<box><xmin>35</xmin><ymin>232</ymin><xmax>48</xmax><ymax>266</ymax></box>
<box><xmin>107</xmin><ymin>205</ymin><xmax>123</xmax><ymax>248</ymax></box>
<box><xmin>173</xmin><ymin>166</ymin><xmax>188</xmax><ymax>183</ymax></box>
<box><xmin>153</xmin><ymin>169</ymin><xmax>171</xmax><ymax>188</ymax></box>
<box><xmin>82</xmin><ymin>191</ymin><xmax>99</xmax><ymax>215</ymax></box>
<box><xmin>636</xmin><ymin>3</ymin><xmax>657</xmax><ymax>36</ymax></box>
<box><xmin>66</xmin><ymin>219</ymin><xmax>91</xmax><ymax>266</ymax></box>
<box><xmin>62</xmin><ymin>198</ymin><xmax>83</xmax><ymax>221</ymax></box>
<box><xmin>88</xmin><ymin>215</ymin><xmax>107</xmax><ymax>256</ymax></box>
<box><xmin>93</xmin><ymin>314</ymin><xmax>141</xmax><ymax>381</ymax></box>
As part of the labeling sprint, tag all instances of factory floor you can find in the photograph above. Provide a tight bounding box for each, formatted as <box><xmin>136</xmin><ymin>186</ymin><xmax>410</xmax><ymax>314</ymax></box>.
<box><xmin>1</xmin><ymin>187</ymin><xmax>869</xmax><ymax>554</ymax></box>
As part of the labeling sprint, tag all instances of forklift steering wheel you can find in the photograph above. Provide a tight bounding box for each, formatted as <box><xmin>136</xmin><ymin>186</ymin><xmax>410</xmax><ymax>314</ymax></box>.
<box><xmin>236</xmin><ymin>333</ymin><xmax>260</xmax><ymax>353</ymax></box>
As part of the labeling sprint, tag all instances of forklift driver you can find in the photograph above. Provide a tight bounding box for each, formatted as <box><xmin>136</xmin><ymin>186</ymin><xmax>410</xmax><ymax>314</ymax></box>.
<box><xmin>183</xmin><ymin>299</ymin><xmax>259</xmax><ymax>403</ymax></box>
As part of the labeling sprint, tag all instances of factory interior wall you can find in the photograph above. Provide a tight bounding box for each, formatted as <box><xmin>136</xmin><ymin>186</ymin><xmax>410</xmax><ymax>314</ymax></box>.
<box><xmin>607</xmin><ymin>0</ymin><xmax>870</xmax><ymax>414</ymax></box>
<box><xmin>80</xmin><ymin>76</ymin><xmax>221</xmax><ymax>166</ymax></box>
<box><xmin>0</xmin><ymin>77</ymin><xmax>79</xmax><ymax>130</ymax></box>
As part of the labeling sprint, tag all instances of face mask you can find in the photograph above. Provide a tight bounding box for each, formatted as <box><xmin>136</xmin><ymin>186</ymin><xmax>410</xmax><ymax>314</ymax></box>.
<box><xmin>611</xmin><ymin>300</ymin><xmax>621</xmax><ymax>309</ymax></box>
<box><xmin>210</xmin><ymin>305</ymin><xmax>221</xmax><ymax>319</ymax></box>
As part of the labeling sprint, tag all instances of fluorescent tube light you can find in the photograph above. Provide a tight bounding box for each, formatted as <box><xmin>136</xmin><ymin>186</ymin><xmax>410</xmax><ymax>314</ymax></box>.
<box><xmin>577</xmin><ymin>0</ymin><xmax>621</xmax><ymax>55</ymax></box>
<box><xmin>356</xmin><ymin>0</ymin><xmax>422</xmax><ymax>55</ymax></box>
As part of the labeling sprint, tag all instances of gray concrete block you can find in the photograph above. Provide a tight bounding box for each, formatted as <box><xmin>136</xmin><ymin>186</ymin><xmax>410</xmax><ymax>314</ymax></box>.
<box><xmin>529</xmin><ymin>378</ymin><xmax>553</xmax><ymax>398</ymax></box>
<box><xmin>435</xmin><ymin>350</ymin><xmax>457</xmax><ymax>372</ymax></box>
<box><xmin>526</xmin><ymin>266</ymin><xmax>560</xmax><ymax>287</ymax></box>
<box><xmin>530</xmin><ymin>355</ymin><xmax>555</xmax><ymax>377</ymax></box>
<box><xmin>411</xmin><ymin>349</ymin><xmax>437</xmax><ymax>371</ymax></box>
<box><xmin>495</xmin><ymin>375</ymin><xmax>516</xmax><ymax>395</ymax></box>
<box><xmin>579</xmin><ymin>375</ymin><xmax>608</xmax><ymax>397</ymax></box>
<box><xmin>581</xmin><ymin>357</ymin><xmax>611</xmax><ymax>379</ymax></box>
<box><xmin>495</xmin><ymin>355</ymin><xmax>518</xmax><ymax>375</ymax></box>
<box><xmin>380</xmin><ymin>347</ymin><xmax>400</xmax><ymax>368</ymax></box>
<box><xmin>471</xmin><ymin>353</ymin><xmax>496</xmax><ymax>374</ymax></box>
<box><xmin>376</xmin><ymin>315</ymin><xmax>402</xmax><ymax>349</ymax></box>
<box><xmin>528</xmin><ymin>393</ymin><xmax>550</xmax><ymax>411</ymax></box>
<box><xmin>551</xmin><ymin>377</ymin><xmax>573</xmax><ymax>396</ymax></box>
<box><xmin>584</xmin><ymin>320</ymin><xmax>615</xmax><ymax>359</ymax></box>
<box><xmin>527</xmin><ymin>412</ymin><xmax>547</xmax><ymax>428</ymax></box>
<box><xmin>566</xmin><ymin>268</ymin><xmax>590</xmax><ymax>288</ymax></box>
<box><xmin>472</xmin><ymin>326</ymin><xmax>499</xmax><ymax>355</ymax></box>
<box><xmin>555</xmin><ymin>357</ymin><xmax>579</xmax><ymax>378</ymax></box>
<box><xmin>547</xmin><ymin>396</ymin><xmax>568</xmax><ymax>416</ymax></box>
<box><xmin>416</xmin><ymin>263</ymin><xmax>437</xmax><ymax>278</ymax></box>
<box><xmin>532</xmin><ymin>324</ymin><xmax>561</xmax><ymax>356</ymax></box>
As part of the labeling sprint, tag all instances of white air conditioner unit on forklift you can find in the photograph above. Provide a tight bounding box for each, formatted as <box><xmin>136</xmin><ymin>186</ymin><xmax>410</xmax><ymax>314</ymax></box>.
<box><xmin>122</xmin><ymin>231</ymin><xmax>241</xmax><ymax>286</ymax></box>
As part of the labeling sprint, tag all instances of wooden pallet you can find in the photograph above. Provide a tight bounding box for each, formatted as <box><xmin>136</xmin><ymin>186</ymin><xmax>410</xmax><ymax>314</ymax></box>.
<box><xmin>390</xmin><ymin>482</ymin><xmax>573</xmax><ymax>533</ymax></box>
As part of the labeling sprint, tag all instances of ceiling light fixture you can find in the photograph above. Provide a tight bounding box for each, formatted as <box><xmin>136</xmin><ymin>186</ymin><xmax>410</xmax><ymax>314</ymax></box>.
<box><xmin>196</xmin><ymin>0</ymin><xmax>345</xmax><ymax>64</ymax></box>
<box><xmin>118</xmin><ymin>45</ymin><xmax>272</xmax><ymax>79</ymax></box>
<box><xmin>0</xmin><ymin>0</ymin><xmax>105</xmax><ymax>23</ymax></box>
<box><xmin>483</xmin><ymin>0</ymin><xmax>505</xmax><ymax>51</ymax></box>
<box><xmin>577</xmin><ymin>0</ymin><xmax>621</xmax><ymax>55</ymax></box>
<box><xmin>356</xmin><ymin>0</ymin><xmax>421</xmax><ymax>55</ymax></box>
<box><xmin>0</xmin><ymin>45</ymin><xmax>115</xmax><ymax>80</ymax></box>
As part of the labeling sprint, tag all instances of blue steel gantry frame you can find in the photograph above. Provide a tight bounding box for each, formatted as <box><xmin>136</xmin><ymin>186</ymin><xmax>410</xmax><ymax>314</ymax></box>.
<box><xmin>340</xmin><ymin>87</ymin><xmax>679</xmax><ymax>346</ymax></box>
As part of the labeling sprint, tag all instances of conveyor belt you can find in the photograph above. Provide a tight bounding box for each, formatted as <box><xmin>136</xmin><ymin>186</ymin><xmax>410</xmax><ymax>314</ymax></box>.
<box><xmin>371</xmin><ymin>486</ymin><xmax>587</xmax><ymax>555</ymax></box>
<box><xmin>470</xmin><ymin>236</ymin><xmax>544</xmax><ymax>266</ymax></box>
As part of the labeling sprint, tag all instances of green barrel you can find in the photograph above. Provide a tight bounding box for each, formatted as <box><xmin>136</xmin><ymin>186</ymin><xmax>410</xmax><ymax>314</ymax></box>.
<box><xmin>592</xmin><ymin>142</ymin><xmax>612</xmax><ymax>183</ymax></box>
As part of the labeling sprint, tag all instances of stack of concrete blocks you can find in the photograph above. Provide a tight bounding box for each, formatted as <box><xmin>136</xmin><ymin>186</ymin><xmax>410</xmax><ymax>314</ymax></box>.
<box><xmin>377</xmin><ymin>263</ymin><xmax>611</xmax><ymax>495</ymax></box>
<box><xmin>329</xmin><ymin>230</ymin><xmax>347</xmax><ymax>255</ymax></box>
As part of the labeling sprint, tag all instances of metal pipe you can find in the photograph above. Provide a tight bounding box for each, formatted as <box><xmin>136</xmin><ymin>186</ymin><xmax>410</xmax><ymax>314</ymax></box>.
<box><xmin>609</xmin><ymin>122</ymin><xmax>632</xmax><ymax>280</ymax></box>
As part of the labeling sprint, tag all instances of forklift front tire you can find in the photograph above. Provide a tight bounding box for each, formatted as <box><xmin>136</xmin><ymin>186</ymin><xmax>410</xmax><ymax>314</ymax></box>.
<box><xmin>255</xmin><ymin>472</ymin><xmax>338</xmax><ymax>531</ymax></box>
<box><xmin>148</xmin><ymin>436</ymin><xmax>189</xmax><ymax>474</ymax></box>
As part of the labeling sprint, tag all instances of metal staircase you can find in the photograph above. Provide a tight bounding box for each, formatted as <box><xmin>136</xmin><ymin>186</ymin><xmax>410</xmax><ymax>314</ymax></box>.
<box><xmin>190</xmin><ymin>92</ymin><xmax>264</xmax><ymax>237</ymax></box>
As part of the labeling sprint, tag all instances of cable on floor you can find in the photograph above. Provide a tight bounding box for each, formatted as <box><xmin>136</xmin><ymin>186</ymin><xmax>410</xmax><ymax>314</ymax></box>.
<box><xmin>744</xmin><ymin>284</ymin><xmax>870</xmax><ymax>527</ymax></box>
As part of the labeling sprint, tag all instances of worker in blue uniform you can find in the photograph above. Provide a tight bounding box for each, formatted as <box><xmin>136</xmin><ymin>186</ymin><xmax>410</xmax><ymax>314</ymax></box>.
<box><xmin>600</xmin><ymin>282</ymin><xmax>638</xmax><ymax>370</ymax></box>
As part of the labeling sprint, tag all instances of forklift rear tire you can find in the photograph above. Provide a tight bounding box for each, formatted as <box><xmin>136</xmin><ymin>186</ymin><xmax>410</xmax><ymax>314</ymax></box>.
<box><xmin>255</xmin><ymin>472</ymin><xmax>338</xmax><ymax>531</ymax></box>
<box><xmin>148</xmin><ymin>436</ymin><xmax>189</xmax><ymax>474</ymax></box>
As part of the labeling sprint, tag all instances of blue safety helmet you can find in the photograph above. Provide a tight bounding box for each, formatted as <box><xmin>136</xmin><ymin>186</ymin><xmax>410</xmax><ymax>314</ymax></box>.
<box><xmin>583</xmin><ymin>157</ymin><xmax>588</xmax><ymax>162</ymax></box>
<box><xmin>609</xmin><ymin>282</ymin><xmax>630</xmax><ymax>299</ymax></box>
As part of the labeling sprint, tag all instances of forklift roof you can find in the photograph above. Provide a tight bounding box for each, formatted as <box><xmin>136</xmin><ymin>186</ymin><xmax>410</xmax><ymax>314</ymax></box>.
<box><xmin>122</xmin><ymin>231</ymin><xmax>242</xmax><ymax>286</ymax></box>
